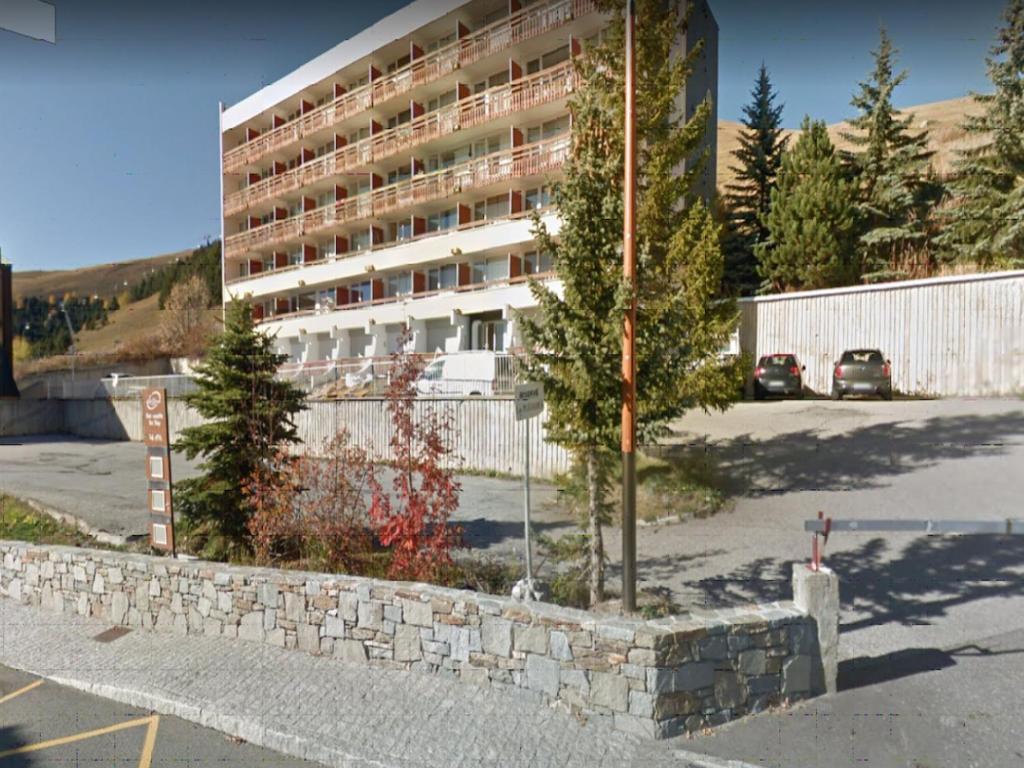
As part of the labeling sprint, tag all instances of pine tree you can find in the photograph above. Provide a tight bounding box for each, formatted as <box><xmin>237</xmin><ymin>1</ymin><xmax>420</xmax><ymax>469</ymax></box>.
<box><xmin>841</xmin><ymin>28</ymin><xmax>941</xmax><ymax>282</ymax></box>
<box><xmin>175</xmin><ymin>300</ymin><xmax>306</xmax><ymax>556</ymax></box>
<box><xmin>938</xmin><ymin>0</ymin><xmax>1024</xmax><ymax>267</ymax></box>
<box><xmin>724</xmin><ymin>64</ymin><xmax>788</xmax><ymax>294</ymax></box>
<box><xmin>521</xmin><ymin>0</ymin><xmax>742</xmax><ymax>606</ymax></box>
<box><xmin>758</xmin><ymin>117</ymin><xmax>859</xmax><ymax>291</ymax></box>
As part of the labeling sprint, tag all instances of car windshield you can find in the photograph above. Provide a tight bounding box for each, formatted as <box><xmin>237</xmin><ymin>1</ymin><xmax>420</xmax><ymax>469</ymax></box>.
<box><xmin>760</xmin><ymin>355</ymin><xmax>796</xmax><ymax>367</ymax></box>
<box><xmin>841</xmin><ymin>350</ymin><xmax>884</xmax><ymax>364</ymax></box>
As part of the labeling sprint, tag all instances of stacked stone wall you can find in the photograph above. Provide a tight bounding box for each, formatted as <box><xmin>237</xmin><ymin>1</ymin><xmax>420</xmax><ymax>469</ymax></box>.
<box><xmin>0</xmin><ymin>542</ymin><xmax>828</xmax><ymax>738</ymax></box>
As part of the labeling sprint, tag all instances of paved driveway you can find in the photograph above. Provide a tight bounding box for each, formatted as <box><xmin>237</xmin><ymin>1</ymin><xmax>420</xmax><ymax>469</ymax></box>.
<box><xmin>0</xmin><ymin>434</ymin><xmax>566</xmax><ymax>553</ymax></box>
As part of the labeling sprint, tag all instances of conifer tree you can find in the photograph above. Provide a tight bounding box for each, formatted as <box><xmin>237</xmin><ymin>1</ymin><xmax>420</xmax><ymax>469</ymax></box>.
<box><xmin>842</xmin><ymin>28</ymin><xmax>941</xmax><ymax>281</ymax></box>
<box><xmin>521</xmin><ymin>0</ymin><xmax>742</xmax><ymax>606</ymax></box>
<box><xmin>938</xmin><ymin>0</ymin><xmax>1024</xmax><ymax>267</ymax></box>
<box><xmin>724</xmin><ymin>64</ymin><xmax>788</xmax><ymax>294</ymax></box>
<box><xmin>758</xmin><ymin>117</ymin><xmax>859</xmax><ymax>291</ymax></box>
<box><xmin>176</xmin><ymin>300</ymin><xmax>306</xmax><ymax>555</ymax></box>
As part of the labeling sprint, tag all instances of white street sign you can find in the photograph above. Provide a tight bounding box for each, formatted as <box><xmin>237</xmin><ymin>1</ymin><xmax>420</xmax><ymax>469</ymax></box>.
<box><xmin>514</xmin><ymin>382</ymin><xmax>544</xmax><ymax>421</ymax></box>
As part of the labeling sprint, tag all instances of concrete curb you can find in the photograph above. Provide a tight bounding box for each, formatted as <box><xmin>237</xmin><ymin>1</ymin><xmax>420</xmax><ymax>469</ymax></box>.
<box><xmin>1</xmin><ymin>491</ymin><xmax>131</xmax><ymax>547</ymax></box>
<box><xmin>672</xmin><ymin>749</ymin><xmax>763</xmax><ymax>768</ymax></box>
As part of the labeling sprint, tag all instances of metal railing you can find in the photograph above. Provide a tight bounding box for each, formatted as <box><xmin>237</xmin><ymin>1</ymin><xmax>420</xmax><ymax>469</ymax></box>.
<box><xmin>221</xmin><ymin>0</ymin><xmax>595</xmax><ymax>173</ymax></box>
<box><xmin>224</xmin><ymin>134</ymin><xmax>570</xmax><ymax>258</ymax></box>
<box><xmin>224</xmin><ymin>206</ymin><xmax>553</xmax><ymax>287</ymax></box>
<box><xmin>223</xmin><ymin>61</ymin><xmax>576</xmax><ymax>217</ymax></box>
<box><xmin>99</xmin><ymin>374</ymin><xmax>200</xmax><ymax>400</ymax></box>
<box><xmin>256</xmin><ymin>271</ymin><xmax>556</xmax><ymax>326</ymax></box>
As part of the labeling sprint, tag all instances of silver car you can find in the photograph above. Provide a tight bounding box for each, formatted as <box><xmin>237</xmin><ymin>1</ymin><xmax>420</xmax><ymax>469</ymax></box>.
<box><xmin>832</xmin><ymin>349</ymin><xmax>893</xmax><ymax>400</ymax></box>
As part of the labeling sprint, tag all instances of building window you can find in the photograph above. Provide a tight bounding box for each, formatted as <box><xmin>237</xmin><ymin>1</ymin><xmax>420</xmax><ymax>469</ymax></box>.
<box><xmin>524</xmin><ymin>185</ymin><xmax>552</xmax><ymax>210</ymax></box>
<box><xmin>474</xmin><ymin>194</ymin><xmax>511</xmax><ymax>222</ymax></box>
<box><xmin>349</xmin><ymin>280</ymin><xmax>372</xmax><ymax>303</ymax></box>
<box><xmin>351</xmin><ymin>230</ymin><xmax>371</xmax><ymax>252</ymax></box>
<box><xmin>427</xmin><ymin>264</ymin><xmax>458</xmax><ymax>290</ymax></box>
<box><xmin>523</xmin><ymin>250</ymin><xmax>554</xmax><ymax>274</ymax></box>
<box><xmin>386</xmin><ymin>272</ymin><xmax>412</xmax><ymax>297</ymax></box>
<box><xmin>427</xmin><ymin>207</ymin><xmax>458</xmax><ymax>232</ymax></box>
<box><xmin>471</xmin><ymin>257</ymin><xmax>509</xmax><ymax>284</ymax></box>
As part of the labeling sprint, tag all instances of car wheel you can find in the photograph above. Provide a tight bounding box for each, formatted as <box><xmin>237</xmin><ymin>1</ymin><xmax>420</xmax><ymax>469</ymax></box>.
<box><xmin>831</xmin><ymin>388</ymin><xmax>843</xmax><ymax>401</ymax></box>
<box><xmin>882</xmin><ymin>389</ymin><xmax>893</xmax><ymax>401</ymax></box>
<box><xmin>753</xmin><ymin>383</ymin><xmax>765</xmax><ymax>401</ymax></box>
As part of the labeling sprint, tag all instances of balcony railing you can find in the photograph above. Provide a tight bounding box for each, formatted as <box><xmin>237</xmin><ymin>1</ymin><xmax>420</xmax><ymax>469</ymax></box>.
<box><xmin>224</xmin><ymin>134</ymin><xmax>570</xmax><ymax>258</ymax></box>
<box><xmin>225</xmin><ymin>205</ymin><xmax>555</xmax><ymax>287</ymax></box>
<box><xmin>256</xmin><ymin>271</ymin><xmax>557</xmax><ymax>327</ymax></box>
<box><xmin>224</xmin><ymin>60</ymin><xmax>576</xmax><ymax>217</ymax></box>
<box><xmin>221</xmin><ymin>0</ymin><xmax>596</xmax><ymax>173</ymax></box>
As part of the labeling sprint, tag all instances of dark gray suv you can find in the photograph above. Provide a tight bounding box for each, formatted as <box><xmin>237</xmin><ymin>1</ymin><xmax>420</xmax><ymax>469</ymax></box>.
<box><xmin>832</xmin><ymin>349</ymin><xmax>892</xmax><ymax>400</ymax></box>
<box><xmin>753</xmin><ymin>353</ymin><xmax>805</xmax><ymax>399</ymax></box>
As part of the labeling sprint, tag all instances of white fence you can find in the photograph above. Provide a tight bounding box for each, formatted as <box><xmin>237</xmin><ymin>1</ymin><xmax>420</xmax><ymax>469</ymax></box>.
<box><xmin>6</xmin><ymin>397</ymin><xmax>570</xmax><ymax>479</ymax></box>
<box><xmin>739</xmin><ymin>270</ymin><xmax>1024</xmax><ymax>397</ymax></box>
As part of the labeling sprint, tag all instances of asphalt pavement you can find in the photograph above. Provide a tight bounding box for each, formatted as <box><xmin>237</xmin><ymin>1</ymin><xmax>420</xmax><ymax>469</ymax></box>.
<box><xmin>0</xmin><ymin>662</ymin><xmax>319</xmax><ymax>767</ymax></box>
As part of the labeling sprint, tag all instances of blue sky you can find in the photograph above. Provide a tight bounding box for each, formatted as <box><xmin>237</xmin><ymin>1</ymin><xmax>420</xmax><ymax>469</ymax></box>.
<box><xmin>0</xmin><ymin>0</ymin><xmax>1009</xmax><ymax>273</ymax></box>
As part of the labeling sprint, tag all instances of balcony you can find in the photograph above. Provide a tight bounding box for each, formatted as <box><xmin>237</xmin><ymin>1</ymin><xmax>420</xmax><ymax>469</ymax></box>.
<box><xmin>221</xmin><ymin>0</ymin><xmax>597</xmax><ymax>174</ymax></box>
<box><xmin>224</xmin><ymin>134</ymin><xmax>570</xmax><ymax>259</ymax></box>
<box><xmin>256</xmin><ymin>271</ymin><xmax>558</xmax><ymax>330</ymax></box>
<box><xmin>224</xmin><ymin>61</ymin><xmax>576</xmax><ymax>217</ymax></box>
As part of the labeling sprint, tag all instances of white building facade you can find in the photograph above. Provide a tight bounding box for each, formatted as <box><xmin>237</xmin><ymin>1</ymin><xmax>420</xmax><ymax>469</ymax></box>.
<box><xmin>220</xmin><ymin>0</ymin><xmax>717</xmax><ymax>363</ymax></box>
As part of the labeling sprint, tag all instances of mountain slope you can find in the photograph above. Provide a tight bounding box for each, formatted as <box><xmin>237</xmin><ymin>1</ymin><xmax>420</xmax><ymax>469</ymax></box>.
<box><xmin>717</xmin><ymin>95</ymin><xmax>987</xmax><ymax>192</ymax></box>
<box><xmin>12</xmin><ymin>250</ymin><xmax>189</xmax><ymax>302</ymax></box>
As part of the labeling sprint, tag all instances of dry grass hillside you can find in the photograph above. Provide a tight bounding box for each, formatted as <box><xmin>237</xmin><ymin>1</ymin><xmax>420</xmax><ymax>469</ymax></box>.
<box><xmin>717</xmin><ymin>95</ymin><xmax>987</xmax><ymax>192</ymax></box>
<box><xmin>11</xmin><ymin>249</ymin><xmax>188</xmax><ymax>302</ymax></box>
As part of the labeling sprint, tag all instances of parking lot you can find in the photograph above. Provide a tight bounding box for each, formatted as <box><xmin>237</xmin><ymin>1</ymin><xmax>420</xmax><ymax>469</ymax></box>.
<box><xmin>0</xmin><ymin>664</ymin><xmax>317</xmax><ymax>767</ymax></box>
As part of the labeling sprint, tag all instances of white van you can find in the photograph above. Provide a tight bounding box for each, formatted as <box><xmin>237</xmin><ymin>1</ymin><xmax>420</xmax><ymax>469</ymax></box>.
<box><xmin>416</xmin><ymin>351</ymin><xmax>515</xmax><ymax>396</ymax></box>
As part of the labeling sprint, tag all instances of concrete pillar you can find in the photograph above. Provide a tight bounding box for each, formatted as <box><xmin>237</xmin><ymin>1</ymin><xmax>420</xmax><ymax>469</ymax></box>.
<box><xmin>792</xmin><ymin>564</ymin><xmax>840</xmax><ymax>695</ymax></box>
<box><xmin>329</xmin><ymin>328</ymin><xmax>350</xmax><ymax>360</ymax></box>
<box><xmin>366</xmin><ymin>323</ymin><xmax>388</xmax><ymax>357</ymax></box>
<box><xmin>452</xmin><ymin>313</ymin><xmax>471</xmax><ymax>351</ymax></box>
<box><xmin>407</xmin><ymin>319</ymin><xmax>427</xmax><ymax>353</ymax></box>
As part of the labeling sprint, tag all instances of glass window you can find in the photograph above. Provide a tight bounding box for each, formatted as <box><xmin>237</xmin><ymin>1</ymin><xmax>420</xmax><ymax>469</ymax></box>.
<box><xmin>386</xmin><ymin>273</ymin><xmax>412</xmax><ymax>297</ymax></box>
<box><xmin>351</xmin><ymin>230</ymin><xmax>371</xmax><ymax>252</ymax></box>
<box><xmin>428</xmin><ymin>264</ymin><xmax>458</xmax><ymax>290</ymax></box>
<box><xmin>523</xmin><ymin>250</ymin><xmax>554</xmax><ymax>274</ymax></box>
<box><xmin>349</xmin><ymin>281</ymin><xmax>372</xmax><ymax>303</ymax></box>
<box><xmin>525</xmin><ymin>185</ymin><xmax>552</xmax><ymax>210</ymax></box>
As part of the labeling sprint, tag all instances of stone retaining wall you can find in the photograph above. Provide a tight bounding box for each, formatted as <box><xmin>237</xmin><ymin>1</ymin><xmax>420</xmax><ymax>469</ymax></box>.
<box><xmin>0</xmin><ymin>541</ymin><xmax>832</xmax><ymax>739</ymax></box>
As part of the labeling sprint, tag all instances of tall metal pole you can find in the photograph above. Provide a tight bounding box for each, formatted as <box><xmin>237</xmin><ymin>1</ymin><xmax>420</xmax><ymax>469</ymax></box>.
<box><xmin>523</xmin><ymin>416</ymin><xmax>533</xmax><ymax>587</ymax></box>
<box><xmin>621</xmin><ymin>0</ymin><xmax>638</xmax><ymax>613</ymax></box>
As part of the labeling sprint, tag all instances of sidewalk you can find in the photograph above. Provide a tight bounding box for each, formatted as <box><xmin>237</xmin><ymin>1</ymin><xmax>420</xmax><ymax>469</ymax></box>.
<box><xmin>0</xmin><ymin>597</ymin><xmax>740</xmax><ymax>768</ymax></box>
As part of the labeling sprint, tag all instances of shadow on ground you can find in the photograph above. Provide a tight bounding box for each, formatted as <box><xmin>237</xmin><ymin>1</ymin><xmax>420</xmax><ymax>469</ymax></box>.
<box><xmin>660</xmin><ymin>408</ymin><xmax>1024</xmax><ymax>496</ymax></box>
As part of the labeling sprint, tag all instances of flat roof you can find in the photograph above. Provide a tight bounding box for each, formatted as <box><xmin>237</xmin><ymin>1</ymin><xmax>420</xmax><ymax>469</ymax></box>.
<box><xmin>222</xmin><ymin>0</ymin><xmax>469</xmax><ymax>131</ymax></box>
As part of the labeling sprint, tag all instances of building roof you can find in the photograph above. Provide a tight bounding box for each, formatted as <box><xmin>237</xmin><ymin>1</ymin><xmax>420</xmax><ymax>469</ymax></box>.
<box><xmin>221</xmin><ymin>0</ymin><xmax>469</xmax><ymax>131</ymax></box>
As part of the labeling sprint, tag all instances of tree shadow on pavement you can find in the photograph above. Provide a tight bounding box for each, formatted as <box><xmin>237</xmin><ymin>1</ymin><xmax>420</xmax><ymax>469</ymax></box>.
<box><xmin>667</xmin><ymin>408</ymin><xmax>1024</xmax><ymax>496</ymax></box>
<box><xmin>0</xmin><ymin>725</ymin><xmax>39</xmax><ymax>766</ymax></box>
<box><xmin>683</xmin><ymin>534</ymin><xmax>1024</xmax><ymax>632</ymax></box>
<box><xmin>840</xmin><ymin>641</ymin><xmax>1024</xmax><ymax>690</ymax></box>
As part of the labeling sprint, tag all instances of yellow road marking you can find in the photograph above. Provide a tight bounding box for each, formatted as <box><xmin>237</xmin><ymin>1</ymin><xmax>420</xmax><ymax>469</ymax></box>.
<box><xmin>0</xmin><ymin>680</ymin><xmax>43</xmax><ymax>706</ymax></box>
<box><xmin>137</xmin><ymin>715</ymin><xmax>160</xmax><ymax>768</ymax></box>
<box><xmin>0</xmin><ymin>714</ymin><xmax>159</xmax><ymax>761</ymax></box>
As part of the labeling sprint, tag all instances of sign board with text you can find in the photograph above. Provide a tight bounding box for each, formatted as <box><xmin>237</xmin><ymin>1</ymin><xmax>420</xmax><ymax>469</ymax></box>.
<box><xmin>141</xmin><ymin>388</ymin><xmax>175</xmax><ymax>553</ymax></box>
<box><xmin>514</xmin><ymin>382</ymin><xmax>544</xmax><ymax>421</ymax></box>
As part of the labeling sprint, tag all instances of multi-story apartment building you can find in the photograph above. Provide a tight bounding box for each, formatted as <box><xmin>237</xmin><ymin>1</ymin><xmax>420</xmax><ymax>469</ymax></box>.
<box><xmin>219</xmin><ymin>0</ymin><xmax>717</xmax><ymax>363</ymax></box>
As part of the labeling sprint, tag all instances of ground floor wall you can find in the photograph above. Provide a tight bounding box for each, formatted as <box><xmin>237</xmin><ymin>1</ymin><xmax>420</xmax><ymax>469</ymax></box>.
<box><xmin>0</xmin><ymin>542</ymin><xmax>835</xmax><ymax>739</ymax></box>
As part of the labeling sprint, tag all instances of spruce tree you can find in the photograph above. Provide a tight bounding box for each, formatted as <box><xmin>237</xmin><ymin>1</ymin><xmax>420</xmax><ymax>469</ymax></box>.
<box><xmin>175</xmin><ymin>300</ymin><xmax>306</xmax><ymax>556</ymax></box>
<box><xmin>758</xmin><ymin>117</ymin><xmax>859</xmax><ymax>291</ymax></box>
<box><xmin>724</xmin><ymin>64</ymin><xmax>788</xmax><ymax>294</ymax></box>
<box><xmin>521</xmin><ymin>0</ymin><xmax>742</xmax><ymax>606</ymax></box>
<box><xmin>938</xmin><ymin>0</ymin><xmax>1024</xmax><ymax>267</ymax></box>
<box><xmin>841</xmin><ymin>28</ymin><xmax>941</xmax><ymax>282</ymax></box>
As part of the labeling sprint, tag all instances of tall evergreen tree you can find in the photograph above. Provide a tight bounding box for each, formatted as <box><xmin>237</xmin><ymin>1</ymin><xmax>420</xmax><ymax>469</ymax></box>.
<box><xmin>176</xmin><ymin>300</ymin><xmax>306</xmax><ymax>556</ymax></box>
<box><xmin>938</xmin><ymin>0</ymin><xmax>1024</xmax><ymax>267</ymax></box>
<box><xmin>724</xmin><ymin>64</ymin><xmax>788</xmax><ymax>294</ymax></box>
<box><xmin>841</xmin><ymin>28</ymin><xmax>941</xmax><ymax>282</ymax></box>
<box><xmin>758</xmin><ymin>117</ymin><xmax>859</xmax><ymax>291</ymax></box>
<box><xmin>521</xmin><ymin>0</ymin><xmax>742</xmax><ymax>606</ymax></box>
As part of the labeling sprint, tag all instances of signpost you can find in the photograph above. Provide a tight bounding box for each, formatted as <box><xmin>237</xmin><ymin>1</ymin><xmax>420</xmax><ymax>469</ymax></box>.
<box><xmin>513</xmin><ymin>382</ymin><xmax>544</xmax><ymax>601</ymax></box>
<box><xmin>142</xmin><ymin>388</ymin><xmax>175</xmax><ymax>554</ymax></box>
